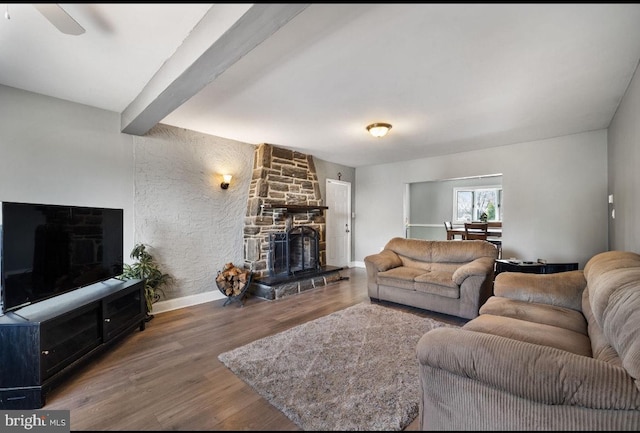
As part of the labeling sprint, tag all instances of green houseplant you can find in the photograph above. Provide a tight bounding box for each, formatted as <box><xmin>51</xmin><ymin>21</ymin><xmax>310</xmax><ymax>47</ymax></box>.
<box><xmin>119</xmin><ymin>243</ymin><xmax>172</xmax><ymax>319</ymax></box>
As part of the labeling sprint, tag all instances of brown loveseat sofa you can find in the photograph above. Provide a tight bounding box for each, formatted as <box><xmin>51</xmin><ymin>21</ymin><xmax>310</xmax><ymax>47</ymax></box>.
<box><xmin>364</xmin><ymin>238</ymin><xmax>498</xmax><ymax>320</ymax></box>
<box><xmin>417</xmin><ymin>250</ymin><xmax>640</xmax><ymax>430</ymax></box>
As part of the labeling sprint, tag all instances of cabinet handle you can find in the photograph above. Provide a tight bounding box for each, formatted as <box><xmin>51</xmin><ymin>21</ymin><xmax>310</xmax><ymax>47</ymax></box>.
<box><xmin>104</xmin><ymin>318</ymin><xmax>111</xmax><ymax>322</ymax></box>
<box><xmin>42</xmin><ymin>350</ymin><xmax>49</xmax><ymax>355</ymax></box>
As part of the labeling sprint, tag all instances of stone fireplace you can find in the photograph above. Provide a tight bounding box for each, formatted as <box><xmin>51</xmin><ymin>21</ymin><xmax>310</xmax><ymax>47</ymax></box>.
<box><xmin>243</xmin><ymin>143</ymin><xmax>343</xmax><ymax>300</ymax></box>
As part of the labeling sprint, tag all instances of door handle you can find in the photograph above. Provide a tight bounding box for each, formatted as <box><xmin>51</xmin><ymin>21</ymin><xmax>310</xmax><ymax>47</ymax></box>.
<box><xmin>345</xmin><ymin>224</ymin><xmax>350</xmax><ymax>233</ymax></box>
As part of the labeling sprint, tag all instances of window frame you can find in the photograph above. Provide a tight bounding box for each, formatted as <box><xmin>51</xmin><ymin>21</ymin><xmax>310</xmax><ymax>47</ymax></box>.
<box><xmin>452</xmin><ymin>184</ymin><xmax>502</xmax><ymax>223</ymax></box>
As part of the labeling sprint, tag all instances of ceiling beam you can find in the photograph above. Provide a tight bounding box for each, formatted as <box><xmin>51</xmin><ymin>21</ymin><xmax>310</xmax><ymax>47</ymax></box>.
<box><xmin>121</xmin><ymin>3</ymin><xmax>310</xmax><ymax>136</ymax></box>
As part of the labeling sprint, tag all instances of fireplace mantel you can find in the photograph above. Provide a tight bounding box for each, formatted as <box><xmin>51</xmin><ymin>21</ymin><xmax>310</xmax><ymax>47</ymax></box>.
<box><xmin>260</xmin><ymin>204</ymin><xmax>328</xmax><ymax>215</ymax></box>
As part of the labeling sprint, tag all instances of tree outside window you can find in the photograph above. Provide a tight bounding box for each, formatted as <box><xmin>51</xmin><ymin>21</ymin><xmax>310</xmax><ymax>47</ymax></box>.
<box><xmin>454</xmin><ymin>186</ymin><xmax>501</xmax><ymax>222</ymax></box>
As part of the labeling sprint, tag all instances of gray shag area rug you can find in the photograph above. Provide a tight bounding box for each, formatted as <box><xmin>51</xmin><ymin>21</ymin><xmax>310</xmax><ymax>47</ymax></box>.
<box><xmin>218</xmin><ymin>302</ymin><xmax>458</xmax><ymax>431</ymax></box>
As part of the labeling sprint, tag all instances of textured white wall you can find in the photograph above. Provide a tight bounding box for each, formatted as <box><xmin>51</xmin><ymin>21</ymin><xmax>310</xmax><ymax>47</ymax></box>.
<box><xmin>133</xmin><ymin>124</ymin><xmax>255</xmax><ymax>302</ymax></box>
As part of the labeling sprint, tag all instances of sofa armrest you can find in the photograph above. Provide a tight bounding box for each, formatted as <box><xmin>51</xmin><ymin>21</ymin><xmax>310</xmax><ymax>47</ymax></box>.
<box><xmin>452</xmin><ymin>256</ymin><xmax>495</xmax><ymax>285</ymax></box>
<box><xmin>363</xmin><ymin>249</ymin><xmax>402</xmax><ymax>272</ymax></box>
<box><xmin>493</xmin><ymin>270</ymin><xmax>586</xmax><ymax>311</ymax></box>
<box><xmin>417</xmin><ymin>327</ymin><xmax>640</xmax><ymax>410</ymax></box>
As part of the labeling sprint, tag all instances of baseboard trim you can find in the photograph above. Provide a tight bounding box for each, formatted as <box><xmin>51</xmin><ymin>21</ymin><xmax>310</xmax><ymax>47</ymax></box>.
<box><xmin>152</xmin><ymin>290</ymin><xmax>225</xmax><ymax>315</ymax></box>
<box><xmin>152</xmin><ymin>264</ymin><xmax>365</xmax><ymax>314</ymax></box>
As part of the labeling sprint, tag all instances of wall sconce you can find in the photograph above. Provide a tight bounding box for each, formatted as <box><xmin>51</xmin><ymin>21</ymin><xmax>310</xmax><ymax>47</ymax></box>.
<box><xmin>366</xmin><ymin>122</ymin><xmax>392</xmax><ymax>138</ymax></box>
<box><xmin>220</xmin><ymin>174</ymin><xmax>232</xmax><ymax>190</ymax></box>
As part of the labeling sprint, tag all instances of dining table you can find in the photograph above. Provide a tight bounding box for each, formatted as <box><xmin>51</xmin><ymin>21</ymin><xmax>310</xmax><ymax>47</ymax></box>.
<box><xmin>446</xmin><ymin>222</ymin><xmax>502</xmax><ymax>240</ymax></box>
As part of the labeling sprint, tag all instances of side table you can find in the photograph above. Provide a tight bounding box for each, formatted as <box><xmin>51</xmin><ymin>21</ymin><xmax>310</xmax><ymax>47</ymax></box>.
<box><xmin>495</xmin><ymin>260</ymin><xmax>579</xmax><ymax>276</ymax></box>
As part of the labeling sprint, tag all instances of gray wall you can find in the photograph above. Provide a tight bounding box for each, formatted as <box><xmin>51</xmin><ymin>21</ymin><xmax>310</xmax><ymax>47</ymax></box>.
<box><xmin>608</xmin><ymin>62</ymin><xmax>640</xmax><ymax>253</ymax></box>
<box><xmin>0</xmin><ymin>85</ymin><xmax>135</xmax><ymax>255</ymax></box>
<box><xmin>355</xmin><ymin>130</ymin><xmax>608</xmax><ymax>269</ymax></box>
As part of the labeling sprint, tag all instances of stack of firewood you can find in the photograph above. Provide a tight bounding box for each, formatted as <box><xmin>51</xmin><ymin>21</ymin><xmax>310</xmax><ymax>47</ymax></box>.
<box><xmin>216</xmin><ymin>262</ymin><xmax>251</xmax><ymax>297</ymax></box>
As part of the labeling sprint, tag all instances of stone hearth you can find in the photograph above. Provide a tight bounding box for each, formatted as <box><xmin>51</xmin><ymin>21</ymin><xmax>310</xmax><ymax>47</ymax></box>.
<box><xmin>249</xmin><ymin>265</ymin><xmax>345</xmax><ymax>301</ymax></box>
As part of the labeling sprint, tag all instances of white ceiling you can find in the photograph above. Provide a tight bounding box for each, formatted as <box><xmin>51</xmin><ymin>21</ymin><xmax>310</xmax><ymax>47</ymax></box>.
<box><xmin>2</xmin><ymin>3</ymin><xmax>640</xmax><ymax>168</ymax></box>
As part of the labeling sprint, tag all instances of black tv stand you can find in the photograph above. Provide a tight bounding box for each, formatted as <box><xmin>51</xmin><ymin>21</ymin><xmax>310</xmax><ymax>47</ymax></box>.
<box><xmin>0</xmin><ymin>278</ymin><xmax>145</xmax><ymax>409</ymax></box>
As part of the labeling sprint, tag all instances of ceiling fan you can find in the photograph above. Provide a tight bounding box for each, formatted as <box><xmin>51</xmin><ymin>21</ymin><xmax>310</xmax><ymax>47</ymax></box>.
<box><xmin>34</xmin><ymin>4</ymin><xmax>85</xmax><ymax>35</ymax></box>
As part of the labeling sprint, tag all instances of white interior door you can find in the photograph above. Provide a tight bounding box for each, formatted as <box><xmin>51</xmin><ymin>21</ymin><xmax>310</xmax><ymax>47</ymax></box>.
<box><xmin>326</xmin><ymin>179</ymin><xmax>351</xmax><ymax>267</ymax></box>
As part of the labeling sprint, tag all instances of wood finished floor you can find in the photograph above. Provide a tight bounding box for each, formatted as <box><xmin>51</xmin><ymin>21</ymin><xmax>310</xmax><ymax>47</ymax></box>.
<box><xmin>44</xmin><ymin>267</ymin><xmax>468</xmax><ymax>431</ymax></box>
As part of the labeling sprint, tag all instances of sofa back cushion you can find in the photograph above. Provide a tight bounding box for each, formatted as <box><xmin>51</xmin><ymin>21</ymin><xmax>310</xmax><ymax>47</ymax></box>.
<box><xmin>584</xmin><ymin>251</ymin><xmax>640</xmax><ymax>381</ymax></box>
<box><xmin>384</xmin><ymin>238</ymin><xmax>497</xmax><ymax>268</ymax></box>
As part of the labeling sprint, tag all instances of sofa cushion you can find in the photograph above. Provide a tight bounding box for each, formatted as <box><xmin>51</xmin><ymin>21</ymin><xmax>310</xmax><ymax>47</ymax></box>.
<box><xmin>452</xmin><ymin>257</ymin><xmax>497</xmax><ymax>285</ymax></box>
<box><xmin>384</xmin><ymin>237</ymin><xmax>433</xmax><ymax>262</ymax></box>
<box><xmin>582</xmin><ymin>289</ymin><xmax>623</xmax><ymax>367</ymax></box>
<box><xmin>378</xmin><ymin>267</ymin><xmax>460</xmax><ymax>298</ymax></box>
<box><xmin>414</xmin><ymin>270</ymin><xmax>457</xmax><ymax>288</ymax></box>
<box><xmin>430</xmin><ymin>262</ymin><xmax>464</xmax><ymax>274</ymax></box>
<box><xmin>494</xmin><ymin>270</ymin><xmax>585</xmax><ymax>312</ymax></box>
<box><xmin>415</xmin><ymin>271</ymin><xmax>459</xmax><ymax>298</ymax></box>
<box><xmin>583</xmin><ymin>251</ymin><xmax>640</xmax><ymax>382</ymax></box>
<box><xmin>585</xmin><ymin>252</ymin><xmax>640</xmax><ymax>326</ymax></box>
<box><xmin>363</xmin><ymin>249</ymin><xmax>402</xmax><ymax>272</ymax></box>
<box><xmin>430</xmin><ymin>239</ymin><xmax>497</xmax><ymax>262</ymax></box>
<box><xmin>480</xmin><ymin>296</ymin><xmax>587</xmax><ymax>335</ymax></box>
<box><xmin>378</xmin><ymin>267</ymin><xmax>424</xmax><ymax>290</ymax></box>
<box><xmin>583</xmin><ymin>250</ymin><xmax>640</xmax><ymax>282</ymax></box>
<box><xmin>463</xmin><ymin>314</ymin><xmax>593</xmax><ymax>357</ymax></box>
<box><xmin>383</xmin><ymin>237</ymin><xmax>497</xmax><ymax>264</ymax></box>
<box><xmin>399</xmin><ymin>255</ymin><xmax>432</xmax><ymax>271</ymax></box>
<box><xmin>413</xmin><ymin>281</ymin><xmax>459</xmax><ymax>298</ymax></box>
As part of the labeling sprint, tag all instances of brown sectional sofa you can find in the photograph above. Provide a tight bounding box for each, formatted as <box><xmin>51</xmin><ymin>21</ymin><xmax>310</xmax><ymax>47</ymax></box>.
<box><xmin>364</xmin><ymin>238</ymin><xmax>498</xmax><ymax>320</ymax></box>
<box><xmin>417</xmin><ymin>250</ymin><xmax>640</xmax><ymax>430</ymax></box>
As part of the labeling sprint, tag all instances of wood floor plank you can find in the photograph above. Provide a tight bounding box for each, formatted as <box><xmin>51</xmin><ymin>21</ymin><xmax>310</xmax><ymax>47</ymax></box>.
<box><xmin>43</xmin><ymin>267</ymin><xmax>466</xmax><ymax>430</ymax></box>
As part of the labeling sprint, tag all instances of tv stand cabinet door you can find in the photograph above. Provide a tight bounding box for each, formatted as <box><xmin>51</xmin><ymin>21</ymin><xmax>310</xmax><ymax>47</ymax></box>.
<box><xmin>40</xmin><ymin>302</ymin><xmax>102</xmax><ymax>381</ymax></box>
<box><xmin>102</xmin><ymin>279</ymin><xmax>146</xmax><ymax>342</ymax></box>
<box><xmin>0</xmin><ymin>319</ymin><xmax>42</xmax><ymax>409</ymax></box>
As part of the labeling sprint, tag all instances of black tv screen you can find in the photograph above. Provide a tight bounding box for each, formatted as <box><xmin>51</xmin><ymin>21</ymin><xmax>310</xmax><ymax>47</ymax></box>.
<box><xmin>0</xmin><ymin>201</ymin><xmax>124</xmax><ymax>313</ymax></box>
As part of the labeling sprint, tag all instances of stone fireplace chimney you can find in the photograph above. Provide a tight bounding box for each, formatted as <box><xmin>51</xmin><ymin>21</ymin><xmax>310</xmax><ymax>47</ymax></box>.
<box><xmin>243</xmin><ymin>143</ymin><xmax>326</xmax><ymax>278</ymax></box>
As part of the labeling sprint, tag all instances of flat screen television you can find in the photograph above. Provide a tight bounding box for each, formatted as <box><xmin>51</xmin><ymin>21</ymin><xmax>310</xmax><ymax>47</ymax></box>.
<box><xmin>0</xmin><ymin>201</ymin><xmax>124</xmax><ymax>313</ymax></box>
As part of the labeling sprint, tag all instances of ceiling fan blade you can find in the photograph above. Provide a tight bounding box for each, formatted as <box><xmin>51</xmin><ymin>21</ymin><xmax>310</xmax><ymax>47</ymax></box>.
<box><xmin>34</xmin><ymin>4</ymin><xmax>85</xmax><ymax>35</ymax></box>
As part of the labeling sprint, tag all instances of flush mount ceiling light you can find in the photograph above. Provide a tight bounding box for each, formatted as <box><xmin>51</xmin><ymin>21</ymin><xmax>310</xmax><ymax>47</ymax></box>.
<box><xmin>366</xmin><ymin>122</ymin><xmax>392</xmax><ymax>138</ymax></box>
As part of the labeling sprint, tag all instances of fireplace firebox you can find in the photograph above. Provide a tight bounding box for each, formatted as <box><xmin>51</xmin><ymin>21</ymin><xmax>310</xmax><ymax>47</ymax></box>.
<box><xmin>269</xmin><ymin>225</ymin><xmax>319</xmax><ymax>277</ymax></box>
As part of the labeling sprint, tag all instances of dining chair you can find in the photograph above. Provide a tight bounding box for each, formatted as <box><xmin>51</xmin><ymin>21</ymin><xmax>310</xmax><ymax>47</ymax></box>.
<box><xmin>466</xmin><ymin>222</ymin><xmax>502</xmax><ymax>258</ymax></box>
<box><xmin>444</xmin><ymin>221</ymin><xmax>463</xmax><ymax>240</ymax></box>
<box><xmin>485</xmin><ymin>221</ymin><xmax>503</xmax><ymax>258</ymax></box>
<box><xmin>464</xmin><ymin>222</ymin><xmax>489</xmax><ymax>240</ymax></box>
